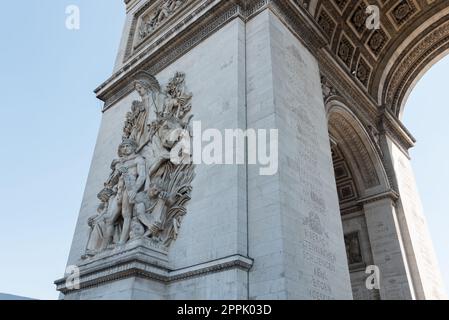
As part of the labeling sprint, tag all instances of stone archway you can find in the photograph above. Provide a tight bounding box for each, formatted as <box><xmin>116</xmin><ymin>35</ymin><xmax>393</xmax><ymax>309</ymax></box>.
<box><xmin>326</xmin><ymin>100</ymin><xmax>418</xmax><ymax>300</ymax></box>
<box><xmin>311</xmin><ymin>0</ymin><xmax>449</xmax><ymax>299</ymax></box>
<box><xmin>58</xmin><ymin>0</ymin><xmax>449</xmax><ymax>301</ymax></box>
<box><xmin>327</xmin><ymin>101</ymin><xmax>385</xmax><ymax>300</ymax></box>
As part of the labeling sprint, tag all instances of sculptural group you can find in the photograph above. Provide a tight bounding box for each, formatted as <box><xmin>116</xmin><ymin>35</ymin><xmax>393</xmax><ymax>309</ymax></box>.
<box><xmin>84</xmin><ymin>71</ymin><xmax>195</xmax><ymax>258</ymax></box>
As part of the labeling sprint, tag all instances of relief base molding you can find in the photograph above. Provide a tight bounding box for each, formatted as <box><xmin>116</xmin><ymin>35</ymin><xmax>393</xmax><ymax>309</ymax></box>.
<box><xmin>55</xmin><ymin>243</ymin><xmax>253</xmax><ymax>295</ymax></box>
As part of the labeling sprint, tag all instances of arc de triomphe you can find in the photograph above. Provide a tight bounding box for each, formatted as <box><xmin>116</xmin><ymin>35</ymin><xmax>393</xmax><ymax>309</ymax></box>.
<box><xmin>56</xmin><ymin>0</ymin><xmax>448</xmax><ymax>300</ymax></box>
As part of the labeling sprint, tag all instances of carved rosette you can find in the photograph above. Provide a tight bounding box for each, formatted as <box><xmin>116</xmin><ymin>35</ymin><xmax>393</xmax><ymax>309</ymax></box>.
<box><xmin>83</xmin><ymin>71</ymin><xmax>195</xmax><ymax>259</ymax></box>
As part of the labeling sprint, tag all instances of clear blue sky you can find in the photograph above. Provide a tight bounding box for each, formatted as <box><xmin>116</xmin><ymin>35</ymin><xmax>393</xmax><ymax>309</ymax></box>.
<box><xmin>0</xmin><ymin>1</ymin><xmax>447</xmax><ymax>300</ymax></box>
<box><xmin>0</xmin><ymin>0</ymin><xmax>125</xmax><ymax>300</ymax></box>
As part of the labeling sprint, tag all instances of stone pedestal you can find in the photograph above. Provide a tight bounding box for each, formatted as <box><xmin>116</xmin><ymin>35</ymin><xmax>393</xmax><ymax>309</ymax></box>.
<box><xmin>56</xmin><ymin>239</ymin><xmax>170</xmax><ymax>300</ymax></box>
<box><xmin>56</xmin><ymin>239</ymin><xmax>253</xmax><ymax>300</ymax></box>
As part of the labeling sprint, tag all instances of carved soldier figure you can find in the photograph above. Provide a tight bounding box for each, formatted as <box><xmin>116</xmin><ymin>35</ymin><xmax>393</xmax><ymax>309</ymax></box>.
<box><xmin>101</xmin><ymin>139</ymin><xmax>147</xmax><ymax>247</ymax></box>
<box><xmin>157</xmin><ymin>0</ymin><xmax>173</xmax><ymax>25</ymax></box>
<box><xmin>138</xmin><ymin>12</ymin><xmax>157</xmax><ymax>39</ymax></box>
<box><xmin>128</xmin><ymin>73</ymin><xmax>161</xmax><ymax>149</ymax></box>
<box><xmin>163</xmin><ymin>72</ymin><xmax>192</xmax><ymax>119</ymax></box>
<box><xmin>83</xmin><ymin>188</ymin><xmax>115</xmax><ymax>258</ymax></box>
<box><xmin>130</xmin><ymin>183</ymin><xmax>177</xmax><ymax>240</ymax></box>
<box><xmin>169</xmin><ymin>0</ymin><xmax>184</xmax><ymax>12</ymax></box>
<box><xmin>144</xmin><ymin>183</ymin><xmax>178</xmax><ymax>239</ymax></box>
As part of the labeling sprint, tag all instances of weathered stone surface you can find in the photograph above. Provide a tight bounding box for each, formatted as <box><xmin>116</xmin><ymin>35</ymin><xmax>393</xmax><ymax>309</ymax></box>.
<box><xmin>57</xmin><ymin>0</ymin><xmax>448</xmax><ymax>300</ymax></box>
<box><xmin>246</xmin><ymin>10</ymin><xmax>352</xmax><ymax>300</ymax></box>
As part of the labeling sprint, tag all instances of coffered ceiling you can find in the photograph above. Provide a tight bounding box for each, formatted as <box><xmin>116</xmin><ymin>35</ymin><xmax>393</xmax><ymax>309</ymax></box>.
<box><xmin>309</xmin><ymin>0</ymin><xmax>449</xmax><ymax>117</ymax></box>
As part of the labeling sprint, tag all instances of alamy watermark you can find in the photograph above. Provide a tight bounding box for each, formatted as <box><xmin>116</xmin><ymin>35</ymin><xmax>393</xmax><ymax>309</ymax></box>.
<box><xmin>170</xmin><ymin>121</ymin><xmax>279</xmax><ymax>176</ymax></box>
<box><xmin>64</xmin><ymin>4</ymin><xmax>380</xmax><ymax>31</ymax></box>
<box><xmin>366</xmin><ymin>5</ymin><xmax>381</xmax><ymax>30</ymax></box>
<box><xmin>65</xmin><ymin>5</ymin><xmax>80</xmax><ymax>30</ymax></box>
<box><xmin>65</xmin><ymin>265</ymin><xmax>80</xmax><ymax>291</ymax></box>
<box><xmin>365</xmin><ymin>265</ymin><xmax>381</xmax><ymax>290</ymax></box>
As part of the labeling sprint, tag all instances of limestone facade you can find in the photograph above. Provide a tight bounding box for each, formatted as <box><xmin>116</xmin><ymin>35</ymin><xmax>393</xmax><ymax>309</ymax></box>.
<box><xmin>56</xmin><ymin>0</ymin><xmax>448</xmax><ymax>300</ymax></box>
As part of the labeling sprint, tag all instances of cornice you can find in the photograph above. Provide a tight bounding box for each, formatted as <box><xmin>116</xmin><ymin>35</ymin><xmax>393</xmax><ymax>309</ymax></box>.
<box><xmin>96</xmin><ymin>0</ymin><xmax>245</xmax><ymax>111</ymax></box>
<box><xmin>124</xmin><ymin>0</ymin><xmax>140</xmax><ymax>13</ymax></box>
<box><xmin>55</xmin><ymin>253</ymin><xmax>253</xmax><ymax>295</ymax></box>
<box><xmin>319</xmin><ymin>50</ymin><xmax>380</xmax><ymax>127</ymax></box>
<box><xmin>357</xmin><ymin>189</ymin><xmax>400</xmax><ymax>206</ymax></box>
<box><xmin>379</xmin><ymin>106</ymin><xmax>416</xmax><ymax>153</ymax></box>
<box><xmin>95</xmin><ymin>0</ymin><xmax>325</xmax><ymax>108</ymax></box>
<box><xmin>268</xmin><ymin>0</ymin><xmax>328</xmax><ymax>55</ymax></box>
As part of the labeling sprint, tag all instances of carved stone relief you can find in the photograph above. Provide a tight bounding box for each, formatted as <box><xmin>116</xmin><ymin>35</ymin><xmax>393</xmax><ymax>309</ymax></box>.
<box><xmin>83</xmin><ymin>71</ymin><xmax>195</xmax><ymax>259</ymax></box>
<box><xmin>344</xmin><ymin>232</ymin><xmax>364</xmax><ymax>266</ymax></box>
<box><xmin>321</xmin><ymin>75</ymin><xmax>338</xmax><ymax>102</ymax></box>
<box><xmin>138</xmin><ymin>0</ymin><xmax>187</xmax><ymax>41</ymax></box>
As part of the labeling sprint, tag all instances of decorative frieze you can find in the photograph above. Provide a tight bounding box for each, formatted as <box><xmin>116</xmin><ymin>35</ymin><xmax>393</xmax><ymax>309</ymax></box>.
<box><xmin>321</xmin><ymin>75</ymin><xmax>339</xmax><ymax>102</ymax></box>
<box><xmin>138</xmin><ymin>1</ymin><xmax>188</xmax><ymax>41</ymax></box>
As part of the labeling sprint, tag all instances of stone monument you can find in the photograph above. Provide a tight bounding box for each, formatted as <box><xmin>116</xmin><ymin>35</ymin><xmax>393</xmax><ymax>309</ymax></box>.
<box><xmin>56</xmin><ymin>0</ymin><xmax>448</xmax><ymax>300</ymax></box>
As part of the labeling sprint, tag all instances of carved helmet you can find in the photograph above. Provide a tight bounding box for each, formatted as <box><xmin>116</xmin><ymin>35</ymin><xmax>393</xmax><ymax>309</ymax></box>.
<box><xmin>120</xmin><ymin>138</ymin><xmax>138</xmax><ymax>149</ymax></box>
<box><xmin>133</xmin><ymin>71</ymin><xmax>161</xmax><ymax>93</ymax></box>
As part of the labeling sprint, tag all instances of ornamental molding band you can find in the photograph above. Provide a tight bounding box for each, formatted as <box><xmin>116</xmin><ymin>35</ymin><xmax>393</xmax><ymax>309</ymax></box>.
<box><xmin>55</xmin><ymin>254</ymin><xmax>253</xmax><ymax>295</ymax></box>
<box><xmin>83</xmin><ymin>70</ymin><xmax>195</xmax><ymax>260</ymax></box>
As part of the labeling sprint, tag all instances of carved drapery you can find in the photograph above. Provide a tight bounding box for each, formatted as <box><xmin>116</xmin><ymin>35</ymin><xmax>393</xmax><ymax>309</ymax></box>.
<box><xmin>83</xmin><ymin>71</ymin><xmax>195</xmax><ymax>259</ymax></box>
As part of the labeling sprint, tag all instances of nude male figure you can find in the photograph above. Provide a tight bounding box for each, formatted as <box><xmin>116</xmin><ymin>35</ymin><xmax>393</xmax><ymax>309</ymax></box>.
<box><xmin>101</xmin><ymin>139</ymin><xmax>147</xmax><ymax>248</ymax></box>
